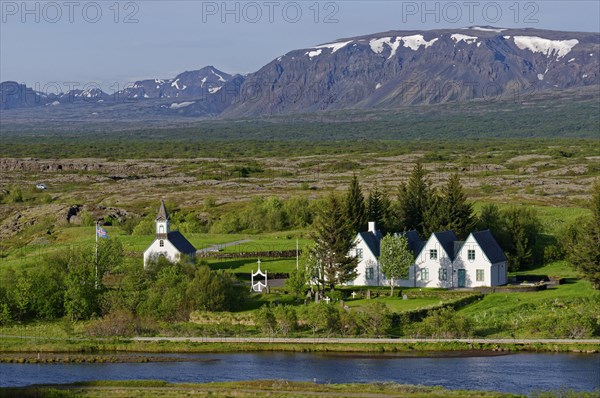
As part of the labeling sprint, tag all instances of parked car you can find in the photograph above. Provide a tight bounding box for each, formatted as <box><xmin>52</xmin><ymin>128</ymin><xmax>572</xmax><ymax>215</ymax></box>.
<box><xmin>35</xmin><ymin>183</ymin><xmax>47</xmax><ymax>190</ymax></box>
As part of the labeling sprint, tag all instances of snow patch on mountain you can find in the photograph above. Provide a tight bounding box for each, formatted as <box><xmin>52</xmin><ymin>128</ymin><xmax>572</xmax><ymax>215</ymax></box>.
<box><xmin>470</xmin><ymin>26</ymin><xmax>506</xmax><ymax>33</ymax></box>
<box><xmin>451</xmin><ymin>34</ymin><xmax>478</xmax><ymax>45</ymax></box>
<box><xmin>211</xmin><ymin>69</ymin><xmax>227</xmax><ymax>82</ymax></box>
<box><xmin>170</xmin><ymin>101</ymin><xmax>195</xmax><ymax>109</ymax></box>
<box><xmin>513</xmin><ymin>36</ymin><xmax>579</xmax><ymax>59</ymax></box>
<box><xmin>306</xmin><ymin>49</ymin><xmax>323</xmax><ymax>58</ymax></box>
<box><xmin>369</xmin><ymin>37</ymin><xmax>402</xmax><ymax>58</ymax></box>
<box><xmin>306</xmin><ymin>40</ymin><xmax>353</xmax><ymax>58</ymax></box>
<box><xmin>402</xmin><ymin>35</ymin><xmax>438</xmax><ymax>51</ymax></box>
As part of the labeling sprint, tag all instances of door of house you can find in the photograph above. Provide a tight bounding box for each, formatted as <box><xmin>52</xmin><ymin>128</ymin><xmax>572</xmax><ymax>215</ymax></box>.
<box><xmin>457</xmin><ymin>269</ymin><xmax>466</xmax><ymax>288</ymax></box>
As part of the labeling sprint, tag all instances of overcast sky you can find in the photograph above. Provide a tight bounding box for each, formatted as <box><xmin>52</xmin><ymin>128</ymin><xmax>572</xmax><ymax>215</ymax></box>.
<box><xmin>1</xmin><ymin>1</ymin><xmax>599</xmax><ymax>90</ymax></box>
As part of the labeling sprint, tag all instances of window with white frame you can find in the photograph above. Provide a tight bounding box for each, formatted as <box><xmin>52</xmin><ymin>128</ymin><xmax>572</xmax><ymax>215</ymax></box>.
<box><xmin>476</xmin><ymin>269</ymin><xmax>484</xmax><ymax>281</ymax></box>
<box><xmin>429</xmin><ymin>249</ymin><xmax>438</xmax><ymax>260</ymax></box>
<box><xmin>356</xmin><ymin>248</ymin><xmax>363</xmax><ymax>259</ymax></box>
<box><xmin>468</xmin><ymin>249</ymin><xmax>476</xmax><ymax>261</ymax></box>
<box><xmin>366</xmin><ymin>267</ymin><xmax>374</xmax><ymax>280</ymax></box>
<box><xmin>438</xmin><ymin>267</ymin><xmax>447</xmax><ymax>281</ymax></box>
<box><xmin>421</xmin><ymin>268</ymin><xmax>429</xmax><ymax>281</ymax></box>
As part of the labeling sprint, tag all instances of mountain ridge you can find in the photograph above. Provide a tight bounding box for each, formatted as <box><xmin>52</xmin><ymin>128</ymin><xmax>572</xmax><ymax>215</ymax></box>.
<box><xmin>1</xmin><ymin>26</ymin><xmax>598</xmax><ymax>118</ymax></box>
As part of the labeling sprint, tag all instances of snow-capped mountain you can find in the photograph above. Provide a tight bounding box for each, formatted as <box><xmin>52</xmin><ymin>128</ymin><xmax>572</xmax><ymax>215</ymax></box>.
<box><xmin>118</xmin><ymin>66</ymin><xmax>235</xmax><ymax>100</ymax></box>
<box><xmin>1</xmin><ymin>27</ymin><xmax>598</xmax><ymax>117</ymax></box>
<box><xmin>222</xmin><ymin>26</ymin><xmax>599</xmax><ymax>116</ymax></box>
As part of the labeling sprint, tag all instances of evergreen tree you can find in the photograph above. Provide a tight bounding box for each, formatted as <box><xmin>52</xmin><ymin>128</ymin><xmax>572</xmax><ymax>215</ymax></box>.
<box><xmin>345</xmin><ymin>175</ymin><xmax>367</xmax><ymax>233</ymax></box>
<box><xmin>569</xmin><ymin>180</ymin><xmax>600</xmax><ymax>289</ymax></box>
<box><xmin>435</xmin><ymin>174</ymin><xmax>475</xmax><ymax>239</ymax></box>
<box><xmin>367</xmin><ymin>182</ymin><xmax>385</xmax><ymax>230</ymax></box>
<box><xmin>423</xmin><ymin>193</ymin><xmax>443</xmax><ymax>236</ymax></box>
<box><xmin>397</xmin><ymin>163</ymin><xmax>432</xmax><ymax>235</ymax></box>
<box><xmin>311</xmin><ymin>194</ymin><xmax>358</xmax><ymax>291</ymax></box>
<box><xmin>477</xmin><ymin>204</ymin><xmax>503</xmax><ymax>233</ymax></box>
<box><xmin>502</xmin><ymin>207</ymin><xmax>541</xmax><ymax>271</ymax></box>
<box><xmin>380</xmin><ymin>189</ymin><xmax>398</xmax><ymax>233</ymax></box>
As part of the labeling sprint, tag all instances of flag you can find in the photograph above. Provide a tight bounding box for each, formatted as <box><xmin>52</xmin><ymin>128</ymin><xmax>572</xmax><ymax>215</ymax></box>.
<box><xmin>96</xmin><ymin>226</ymin><xmax>108</xmax><ymax>239</ymax></box>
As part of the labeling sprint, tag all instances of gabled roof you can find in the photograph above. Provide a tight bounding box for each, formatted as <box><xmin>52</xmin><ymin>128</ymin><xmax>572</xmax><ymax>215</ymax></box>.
<box><xmin>155</xmin><ymin>200</ymin><xmax>169</xmax><ymax>221</ymax></box>
<box><xmin>357</xmin><ymin>231</ymin><xmax>381</xmax><ymax>257</ymax></box>
<box><xmin>432</xmin><ymin>230</ymin><xmax>459</xmax><ymax>260</ymax></box>
<box><xmin>167</xmin><ymin>231</ymin><xmax>196</xmax><ymax>254</ymax></box>
<box><xmin>394</xmin><ymin>230</ymin><xmax>424</xmax><ymax>257</ymax></box>
<box><xmin>471</xmin><ymin>230</ymin><xmax>507</xmax><ymax>263</ymax></box>
<box><xmin>454</xmin><ymin>241</ymin><xmax>465</xmax><ymax>257</ymax></box>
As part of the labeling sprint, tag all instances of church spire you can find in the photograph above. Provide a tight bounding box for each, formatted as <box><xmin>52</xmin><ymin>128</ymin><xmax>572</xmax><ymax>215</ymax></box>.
<box><xmin>155</xmin><ymin>200</ymin><xmax>170</xmax><ymax>237</ymax></box>
<box><xmin>156</xmin><ymin>200</ymin><xmax>169</xmax><ymax>221</ymax></box>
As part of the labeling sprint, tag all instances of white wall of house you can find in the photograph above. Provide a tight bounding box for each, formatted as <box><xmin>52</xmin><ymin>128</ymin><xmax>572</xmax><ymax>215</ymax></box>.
<box><xmin>143</xmin><ymin>238</ymin><xmax>181</xmax><ymax>267</ymax></box>
<box><xmin>351</xmin><ymin>235</ymin><xmax>416</xmax><ymax>287</ymax></box>
<box><xmin>414</xmin><ymin>235</ymin><xmax>453</xmax><ymax>289</ymax></box>
<box><xmin>349</xmin><ymin>229</ymin><xmax>507</xmax><ymax>289</ymax></box>
<box><xmin>351</xmin><ymin>237</ymin><xmax>380</xmax><ymax>286</ymax></box>
<box><xmin>452</xmin><ymin>234</ymin><xmax>507</xmax><ymax>288</ymax></box>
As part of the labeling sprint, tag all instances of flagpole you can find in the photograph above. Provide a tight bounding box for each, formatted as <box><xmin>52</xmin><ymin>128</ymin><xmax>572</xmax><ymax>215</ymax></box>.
<box><xmin>296</xmin><ymin>239</ymin><xmax>299</xmax><ymax>271</ymax></box>
<box><xmin>95</xmin><ymin>221</ymin><xmax>99</xmax><ymax>290</ymax></box>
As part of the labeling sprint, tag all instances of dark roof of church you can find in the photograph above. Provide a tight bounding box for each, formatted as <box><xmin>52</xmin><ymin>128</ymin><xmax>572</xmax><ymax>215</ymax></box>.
<box><xmin>472</xmin><ymin>230</ymin><xmax>507</xmax><ymax>263</ymax></box>
<box><xmin>155</xmin><ymin>200</ymin><xmax>169</xmax><ymax>221</ymax></box>
<box><xmin>167</xmin><ymin>231</ymin><xmax>196</xmax><ymax>254</ymax></box>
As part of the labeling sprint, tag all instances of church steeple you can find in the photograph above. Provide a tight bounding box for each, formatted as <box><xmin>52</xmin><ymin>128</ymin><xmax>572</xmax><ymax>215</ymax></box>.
<box><xmin>155</xmin><ymin>200</ymin><xmax>170</xmax><ymax>238</ymax></box>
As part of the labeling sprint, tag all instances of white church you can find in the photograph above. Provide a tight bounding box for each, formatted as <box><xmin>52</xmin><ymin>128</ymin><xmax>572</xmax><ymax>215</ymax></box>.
<box><xmin>143</xmin><ymin>201</ymin><xmax>196</xmax><ymax>267</ymax></box>
<box><xmin>350</xmin><ymin>222</ymin><xmax>507</xmax><ymax>288</ymax></box>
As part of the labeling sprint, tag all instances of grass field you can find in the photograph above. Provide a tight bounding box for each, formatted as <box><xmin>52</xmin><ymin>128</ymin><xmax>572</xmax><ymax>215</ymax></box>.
<box><xmin>0</xmin><ymin>380</ymin><xmax>527</xmax><ymax>398</ymax></box>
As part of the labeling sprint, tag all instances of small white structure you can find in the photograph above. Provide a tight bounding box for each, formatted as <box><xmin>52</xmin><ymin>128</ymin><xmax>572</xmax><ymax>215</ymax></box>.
<box><xmin>251</xmin><ymin>259</ymin><xmax>268</xmax><ymax>292</ymax></box>
<box><xmin>349</xmin><ymin>221</ymin><xmax>507</xmax><ymax>289</ymax></box>
<box><xmin>35</xmin><ymin>183</ymin><xmax>47</xmax><ymax>190</ymax></box>
<box><xmin>143</xmin><ymin>201</ymin><xmax>196</xmax><ymax>268</ymax></box>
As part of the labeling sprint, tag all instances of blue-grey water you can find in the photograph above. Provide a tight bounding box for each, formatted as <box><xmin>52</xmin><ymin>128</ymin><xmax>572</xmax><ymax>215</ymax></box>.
<box><xmin>0</xmin><ymin>352</ymin><xmax>598</xmax><ymax>394</ymax></box>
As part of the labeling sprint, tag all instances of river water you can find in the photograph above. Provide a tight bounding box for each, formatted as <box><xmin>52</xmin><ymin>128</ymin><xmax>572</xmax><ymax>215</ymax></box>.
<box><xmin>0</xmin><ymin>352</ymin><xmax>598</xmax><ymax>394</ymax></box>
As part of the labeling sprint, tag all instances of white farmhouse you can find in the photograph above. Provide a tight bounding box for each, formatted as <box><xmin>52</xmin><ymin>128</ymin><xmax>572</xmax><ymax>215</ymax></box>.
<box><xmin>143</xmin><ymin>201</ymin><xmax>196</xmax><ymax>268</ymax></box>
<box><xmin>415</xmin><ymin>231</ymin><xmax>459</xmax><ymax>288</ymax></box>
<box><xmin>350</xmin><ymin>222</ymin><xmax>423</xmax><ymax>287</ymax></box>
<box><xmin>349</xmin><ymin>221</ymin><xmax>507</xmax><ymax>289</ymax></box>
<box><xmin>452</xmin><ymin>230</ymin><xmax>508</xmax><ymax>287</ymax></box>
<box><xmin>351</xmin><ymin>221</ymin><xmax>383</xmax><ymax>286</ymax></box>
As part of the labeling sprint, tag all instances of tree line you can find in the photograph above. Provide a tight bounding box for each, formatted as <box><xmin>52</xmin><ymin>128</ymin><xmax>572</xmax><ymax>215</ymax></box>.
<box><xmin>0</xmin><ymin>242</ymin><xmax>246</xmax><ymax>326</ymax></box>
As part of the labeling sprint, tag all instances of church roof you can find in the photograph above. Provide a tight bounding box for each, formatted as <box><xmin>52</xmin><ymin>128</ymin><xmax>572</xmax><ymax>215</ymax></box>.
<box><xmin>167</xmin><ymin>231</ymin><xmax>196</xmax><ymax>254</ymax></box>
<box><xmin>155</xmin><ymin>200</ymin><xmax>169</xmax><ymax>221</ymax></box>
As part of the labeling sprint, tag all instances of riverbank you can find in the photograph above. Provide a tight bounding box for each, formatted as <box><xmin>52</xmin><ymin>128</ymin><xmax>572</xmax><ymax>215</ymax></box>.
<box><xmin>0</xmin><ymin>380</ymin><xmax>528</xmax><ymax>398</ymax></box>
<box><xmin>1</xmin><ymin>336</ymin><xmax>598</xmax><ymax>362</ymax></box>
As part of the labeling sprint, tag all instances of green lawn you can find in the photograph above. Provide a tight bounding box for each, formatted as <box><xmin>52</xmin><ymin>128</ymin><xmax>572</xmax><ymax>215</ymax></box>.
<box><xmin>208</xmin><ymin>257</ymin><xmax>296</xmax><ymax>274</ymax></box>
<box><xmin>472</xmin><ymin>203</ymin><xmax>590</xmax><ymax>235</ymax></box>
<box><xmin>344</xmin><ymin>295</ymin><xmax>444</xmax><ymax>312</ymax></box>
<box><xmin>457</xmin><ymin>279</ymin><xmax>599</xmax><ymax>338</ymax></box>
<box><xmin>513</xmin><ymin>260</ymin><xmax>581</xmax><ymax>279</ymax></box>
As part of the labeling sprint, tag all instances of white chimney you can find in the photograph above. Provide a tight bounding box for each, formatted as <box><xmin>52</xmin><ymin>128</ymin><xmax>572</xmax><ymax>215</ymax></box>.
<box><xmin>368</xmin><ymin>221</ymin><xmax>376</xmax><ymax>233</ymax></box>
